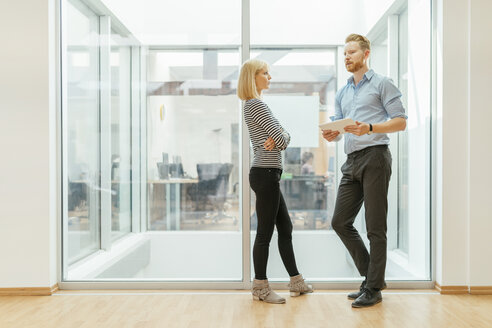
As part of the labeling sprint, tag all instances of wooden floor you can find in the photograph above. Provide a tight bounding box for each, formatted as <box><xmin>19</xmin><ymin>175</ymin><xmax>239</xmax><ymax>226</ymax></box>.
<box><xmin>1</xmin><ymin>290</ymin><xmax>492</xmax><ymax>327</ymax></box>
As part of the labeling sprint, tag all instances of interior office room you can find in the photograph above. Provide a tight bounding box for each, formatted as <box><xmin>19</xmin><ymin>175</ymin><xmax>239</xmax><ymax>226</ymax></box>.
<box><xmin>1</xmin><ymin>0</ymin><xmax>491</xmax><ymax>326</ymax></box>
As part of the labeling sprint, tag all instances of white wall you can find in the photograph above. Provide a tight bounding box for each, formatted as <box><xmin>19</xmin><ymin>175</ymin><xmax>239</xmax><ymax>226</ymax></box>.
<box><xmin>436</xmin><ymin>0</ymin><xmax>492</xmax><ymax>288</ymax></box>
<box><xmin>435</xmin><ymin>0</ymin><xmax>469</xmax><ymax>287</ymax></box>
<box><xmin>407</xmin><ymin>0</ymin><xmax>431</xmax><ymax>281</ymax></box>
<box><xmin>0</xmin><ymin>0</ymin><xmax>58</xmax><ymax>287</ymax></box>
<box><xmin>468</xmin><ymin>0</ymin><xmax>492</xmax><ymax>287</ymax></box>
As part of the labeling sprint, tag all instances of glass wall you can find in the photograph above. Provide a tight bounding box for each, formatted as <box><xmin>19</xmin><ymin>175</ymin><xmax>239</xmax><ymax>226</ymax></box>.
<box><xmin>110</xmin><ymin>33</ymin><xmax>132</xmax><ymax>240</ymax></box>
<box><xmin>61</xmin><ymin>0</ymin><xmax>431</xmax><ymax>284</ymax></box>
<box><xmin>365</xmin><ymin>3</ymin><xmax>431</xmax><ymax>281</ymax></box>
<box><xmin>397</xmin><ymin>7</ymin><xmax>409</xmax><ymax>254</ymax></box>
<box><xmin>141</xmin><ymin>49</ymin><xmax>243</xmax><ymax>279</ymax></box>
<box><xmin>247</xmin><ymin>49</ymin><xmax>343</xmax><ymax>279</ymax></box>
<box><xmin>65</xmin><ymin>0</ymin><xmax>100</xmax><ymax>264</ymax></box>
<box><xmin>146</xmin><ymin>50</ymin><xmax>241</xmax><ymax>232</ymax></box>
<box><xmin>62</xmin><ymin>0</ymin><xmax>142</xmax><ymax>279</ymax></box>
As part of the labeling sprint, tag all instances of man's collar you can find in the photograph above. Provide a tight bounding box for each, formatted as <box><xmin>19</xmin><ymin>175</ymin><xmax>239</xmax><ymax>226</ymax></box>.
<box><xmin>365</xmin><ymin>69</ymin><xmax>375</xmax><ymax>80</ymax></box>
<box><xmin>347</xmin><ymin>69</ymin><xmax>375</xmax><ymax>85</ymax></box>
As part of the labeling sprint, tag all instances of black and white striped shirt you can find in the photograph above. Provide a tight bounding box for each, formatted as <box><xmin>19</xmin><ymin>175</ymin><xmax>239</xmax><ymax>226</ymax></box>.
<box><xmin>243</xmin><ymin>98</ymin><xmax>291</xmax><ymax>169</ymax></box>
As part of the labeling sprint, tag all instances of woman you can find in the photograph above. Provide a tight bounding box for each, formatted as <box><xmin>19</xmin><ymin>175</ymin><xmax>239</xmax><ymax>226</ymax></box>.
<box><xmin>237</xmin><ymin>59</ymin><xmax>313</xmax><ymax>304</ymax></box>
<box><xmin>301</xmin><ymin>152</ymin><xmax>315</xmax><ymax>175</ymax></box>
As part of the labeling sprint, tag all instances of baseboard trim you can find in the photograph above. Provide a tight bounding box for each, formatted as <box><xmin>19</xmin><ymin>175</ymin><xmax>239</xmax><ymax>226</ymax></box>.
<box><xmin>435</xmin><ymin>283</ymin><xmax>469</xmax><ymax>294</ymax></box>
<box><xmin>50</xmin><ymin>283</ymin><xmax>59</xmax><ymax>294</ymax></box>
<box><xmin>470</xmin><ymin>286</ymin><xmax>492</xmax><ymax>295</ymax></box>
<box><xmin>0</xmin><ymin>284</ymin><xmax>59</xmax><ymax>296</ymax></box>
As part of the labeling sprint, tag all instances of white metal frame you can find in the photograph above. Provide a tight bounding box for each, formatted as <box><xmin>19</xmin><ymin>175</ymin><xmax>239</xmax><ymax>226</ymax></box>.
<box><xmin>60</xmin><ymin>0</ymin><xmax>69</xmax><ymax>280</ymax></box>
<box><xmin>240</xmin><ymin>0</ymin><xmax>251</xmax><ymax>290</ymax></box>
<box><xmin>430</xmin><ymin>0</ymin><xmax>437</xmax><ymax>291</ymax></box>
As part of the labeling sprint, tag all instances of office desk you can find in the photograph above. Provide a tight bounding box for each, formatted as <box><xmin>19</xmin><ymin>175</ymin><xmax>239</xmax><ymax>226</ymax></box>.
<box><xmin>280</xmin><ymin>176</ymin><xmax>331</xmax><ymax>229</ymax></box>
<box><xmin>148</xmin><ymin>179</ymin><xmax>198</xmax><ymax>230</ymax></box>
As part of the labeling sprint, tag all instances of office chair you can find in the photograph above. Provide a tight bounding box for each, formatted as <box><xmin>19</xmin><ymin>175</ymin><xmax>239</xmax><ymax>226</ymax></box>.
<box><xmin>193</xmin><ymin>163</ymin><xmax>236</xmax><ymax>224</ymax></box>
<box><xmin>207</xmin><ymin>163</ymin><xmax>235</xmax><ymax>223</ymax></box>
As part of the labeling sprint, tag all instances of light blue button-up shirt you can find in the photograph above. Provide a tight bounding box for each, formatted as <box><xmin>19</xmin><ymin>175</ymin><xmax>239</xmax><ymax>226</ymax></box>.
<box><xmin>333</xmin><ymin>69</ymin><xmax>407</xmax><ymax>154</ymax></box>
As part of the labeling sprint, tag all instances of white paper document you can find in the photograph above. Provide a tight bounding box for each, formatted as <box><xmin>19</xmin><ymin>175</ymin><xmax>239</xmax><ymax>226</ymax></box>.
<box><xmin>319</xmin><ymin>118</ymin><xmax>356</xmax><ymax>134</ymax></box>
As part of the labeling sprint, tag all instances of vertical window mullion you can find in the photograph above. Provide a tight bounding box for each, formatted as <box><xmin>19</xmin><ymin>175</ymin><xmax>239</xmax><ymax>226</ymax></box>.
<box><xmin>241</xmin><ymin>0</ymin><xmax>251</xmax><ymax>287</ymax></box>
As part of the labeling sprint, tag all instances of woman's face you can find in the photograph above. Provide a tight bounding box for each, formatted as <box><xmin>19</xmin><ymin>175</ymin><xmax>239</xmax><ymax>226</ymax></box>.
<box><xmin>255</xmin><ymin>68</ymin><xmax>271</xmax><ymax>93</ymax></box>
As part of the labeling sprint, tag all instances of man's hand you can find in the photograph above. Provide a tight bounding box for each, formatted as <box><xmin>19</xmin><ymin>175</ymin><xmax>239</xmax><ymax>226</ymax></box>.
<box><xmin>264</xmin><ymin>136</ymin><xmax>276</xmax><ymax>151</ymax></box>
<box><xmin>344</xmin><ymin>121</ymin><xmax>370</xmax><ymax>136</ymax></box>
<box><xmin>322</xmin><ymin>129</ymin><xmax>340</xmax><ymax>142</ymax></box>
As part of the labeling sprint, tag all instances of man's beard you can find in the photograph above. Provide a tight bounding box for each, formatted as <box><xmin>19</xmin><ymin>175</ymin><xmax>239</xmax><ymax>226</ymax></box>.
<box><xmin>346</xmin><ymin>60</ymin><xmax>364</xmax><ymax>73</ymax></box>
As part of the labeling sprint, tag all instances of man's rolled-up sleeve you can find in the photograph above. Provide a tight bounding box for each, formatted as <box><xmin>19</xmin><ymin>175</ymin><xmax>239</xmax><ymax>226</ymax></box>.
<box><xmin>381</xmin><ymin>78</ymin><xmax>408</xmax><ymax>119</ymax></box>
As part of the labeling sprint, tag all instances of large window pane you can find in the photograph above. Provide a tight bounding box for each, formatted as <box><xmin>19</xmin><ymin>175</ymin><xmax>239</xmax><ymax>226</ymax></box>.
<box><xmin>364</xmin><ymin>4</ymin><xmax>430</xmax><ymax>281</ymax></box>
<box><xmin>251</xmin><ymin>0</ymin><xmax>395</xmax><ymax>45</ymax></box>
<box><xmin>398</xmin><ymin>7</ymin><xmax>409</xmax><ymax>254</ymax></box>
<box><xmin>65</xmin><ymin>0</ymin><xmax>100</xmax><ymax>264</ymax></box>
<box><xmin>103</xmin><ymin>0</ymin><xmax>241</xmax><ymax>46</ymax></box>
<box><xmin>248</xmin><ymin>49</ymin><xmax>341</xmax><ymax>280</ymax></box>
<box><xmin>110</xmin><ymin>33</ymin><xmax>132</xmax><ymax>239</ymax></box>
<box><xmin>143</xmin><ymin>49</ymin><xmax>242</xmax><ymax>279</ymax></box>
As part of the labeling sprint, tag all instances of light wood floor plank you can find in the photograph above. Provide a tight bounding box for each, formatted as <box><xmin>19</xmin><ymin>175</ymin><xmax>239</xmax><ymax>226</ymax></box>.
<box><xmin>1</xmin><ymin>290</ymin><xmax>491</xmax><ymax>327</ymax></box>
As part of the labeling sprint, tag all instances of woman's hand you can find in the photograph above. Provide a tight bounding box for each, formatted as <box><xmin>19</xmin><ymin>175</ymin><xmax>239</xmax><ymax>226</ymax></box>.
<box><xmin>344</xmin><ymin>121</ymin><xmax>370</xmax><ymax>136</ymax></box>
<box><xmin>322</xmin><ymin>129</ymin><xmax>340</xmax><ymax>142</ymax></box>
<box><xmin>264</xmin><ymin>137</ymin><xmax>276</xmax><ymax>151</ymax></box>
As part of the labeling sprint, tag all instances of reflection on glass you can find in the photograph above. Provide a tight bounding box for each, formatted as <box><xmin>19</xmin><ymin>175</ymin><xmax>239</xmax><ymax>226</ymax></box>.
<box><xmin>147</xmin><ymin>50</ymin><xmax>241</xmax><ymax>232</ymax></box>
<box><xmin>66</xmin><ymin>1</ymin><xmax>100</xmax><ymax>263</ymax></box>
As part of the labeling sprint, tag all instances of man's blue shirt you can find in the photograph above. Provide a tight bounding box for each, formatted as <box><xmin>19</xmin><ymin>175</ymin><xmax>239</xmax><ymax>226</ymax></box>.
<box><xmin>333</xmin><ymin>69</ymin><xmax>407</xmax><ymax>154</ymax></box>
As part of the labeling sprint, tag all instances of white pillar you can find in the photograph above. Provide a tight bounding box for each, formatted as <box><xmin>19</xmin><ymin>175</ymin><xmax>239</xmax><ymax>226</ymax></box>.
<box><xmin>436</xmin><ymin>0</ymin><xmax>492</xmax><ymax>290</ymax></box>
<box><xmin>435</xmin><ymin>0</ymin><xmax>470</xmax><ymax>288</ymax></box>
<box><xmin>0</xmin><ymin>0</ymin><xmax>58</xmax><ymax>288</ymax></box>
<box><xmin>468</xmin><ymin>0</ymin><xmax>492</xmax><ymax>289</ymax></box>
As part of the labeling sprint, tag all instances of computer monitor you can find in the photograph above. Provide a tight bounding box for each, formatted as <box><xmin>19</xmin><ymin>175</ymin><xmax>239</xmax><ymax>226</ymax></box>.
<box><xmin>157</xmin><ymin>163</ymin><xmax>169</xmax><ymax>179</ymax></box>
<box><xmin>162</xmin><ymin>152</ymin><xmax>169</xmax><ymax>164</ymax></box>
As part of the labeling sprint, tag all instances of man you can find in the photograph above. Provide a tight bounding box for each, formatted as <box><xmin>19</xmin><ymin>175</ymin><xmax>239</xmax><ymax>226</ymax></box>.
<box><xmin>322</xmin><ymin>34</ymin><xmax>407</xmax><ymax>308</ymax></box>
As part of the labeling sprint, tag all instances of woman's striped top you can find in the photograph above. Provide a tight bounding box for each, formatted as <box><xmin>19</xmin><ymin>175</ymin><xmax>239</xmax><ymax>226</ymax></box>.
<box><xmin>243</xmin><ymin>98</ymin><xmax>291</xmax><ymax>169</ymax></box>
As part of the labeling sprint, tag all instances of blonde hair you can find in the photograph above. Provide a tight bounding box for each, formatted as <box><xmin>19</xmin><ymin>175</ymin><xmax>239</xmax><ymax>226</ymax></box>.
<box><xmin>345</xmin><ymin>33</ymin><xmax>371</xmax><ymax>51</ymax></box>
<box><xmin>237</xmin><ymin>59</ymin><xmax>269</xmax><ymax>100</ymax></box>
